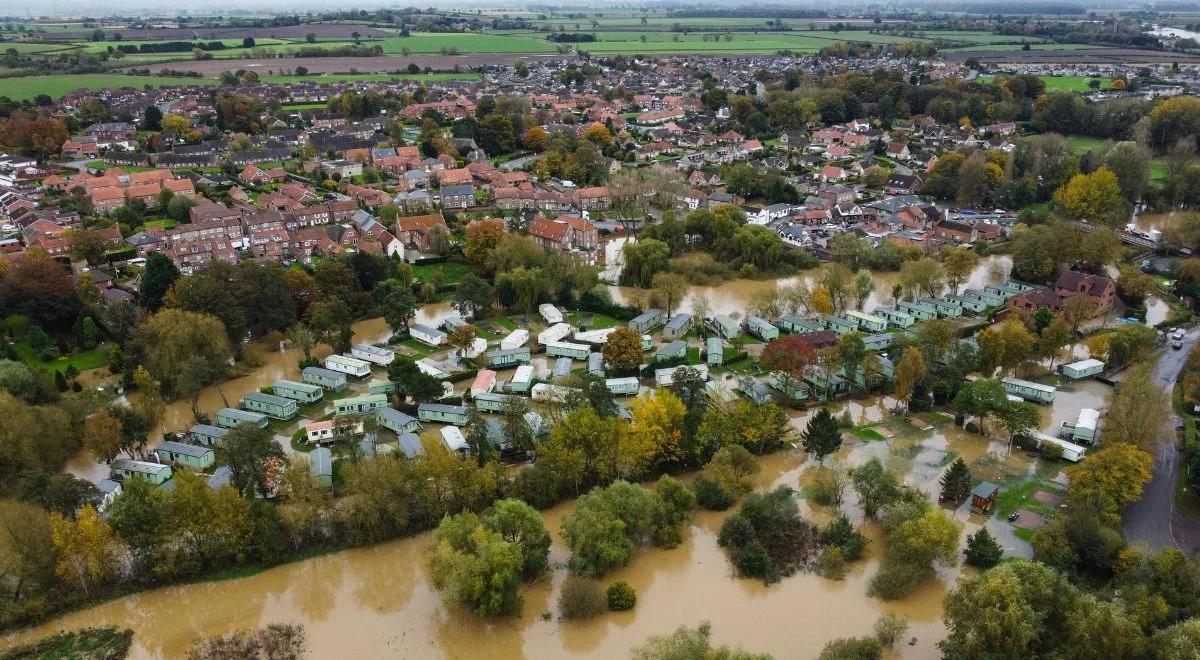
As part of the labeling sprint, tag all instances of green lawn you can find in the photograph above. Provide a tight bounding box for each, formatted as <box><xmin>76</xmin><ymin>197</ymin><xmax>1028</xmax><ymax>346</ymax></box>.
<box><xmin>412</xmin><ymin>262</ymin><xmax>472</xmax><ymax>285</ymax></box>
<box><xmin>378</xmin><ymin>32</ymin><xmax>558</xmax><ymax>54</ymax></box>
<box><xmin>1</xmin><ymin>74</ymin><xmax>214</xmax><ymax>102</ymax></box>
<box><xmin>0</xmin><ymin>42</ymin><xmax>77</xmax><ymax>54</ymax></box>
<box><xmin>14</xmin><ymin>342</ymin><xmax>111</xmax><ymax>374</ymax></box>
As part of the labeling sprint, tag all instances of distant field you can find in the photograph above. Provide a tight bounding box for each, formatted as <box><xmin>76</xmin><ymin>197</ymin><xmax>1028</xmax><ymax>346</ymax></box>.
<box><xmin>0</xmin><ymin>42</ymin><xmax>76</xmax><ymax>54</ymax></box>
<box><xmin>260</xmin><ymin>72</ymin><xmax>482</xmax><ymax>84</ymax></box>
<box><xmin>941</xmin><ymin>43</ymin><xmax>1094</xmax><ymax>52</ymax></box>
<box><xmin>78</xmin><ymin>37</ymin><xmax>292</xmax><ymax>54</ymax></box>
<box><xmin>378</xmin><ymin>33</ymin><xmax>557</xmax><ymax>54</ymax></box>
<box><xmin>0</xmin><ymin>74</ymin><xmax>214</xmax><ymax>101</ymax></box>
<box><xmin>978</xmin><ymin>73</ymin><xmax>1110</xmax><ymax>92</ymax></box>
<box><xmin>573</xmin><ymin>29</ymin><xmax>931</xmax><ymax>54</ymax></box>
<box><xmin>921</xmin><ymin>30</ymin><xmax>1051</xmax><ymax>44</ymax></box>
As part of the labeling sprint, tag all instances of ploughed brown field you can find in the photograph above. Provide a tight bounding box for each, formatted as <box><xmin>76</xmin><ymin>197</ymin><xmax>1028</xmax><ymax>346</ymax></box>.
<box><xmin>126</xmin><ymin>53</ymin><xmax>572</xmax><ymax>75</ymax></box>
<box><xmin>39</xmin><ymin>23</ymin><xmax>395</xmax><ymax>41</ymax></box>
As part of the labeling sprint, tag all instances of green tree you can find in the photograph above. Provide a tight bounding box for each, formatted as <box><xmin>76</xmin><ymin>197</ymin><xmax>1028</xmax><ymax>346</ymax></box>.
<box><xmin>801</xmin><ymin>408</ymin><xmax>842</xmax><ymax>463</ymax></box>
<box><xmin>221</xmin><ymin>423</ymin><xmax>286</xmax><ymax>499</ymax></box>
<box><xmin>964</xmin><ymin>527</ymin><xmax>1003</xmax><ymax>568</ymax></box>
<box><xmin>139</xmin><ymin>252</ymin><xmax>179</xmax><ymax>312</ymax></box>
<box><xmin>429</xmin><ymin>511</ymin><xmax>524</xmax><ymax>615</ymax></box>
<box><xmin>481</xmin><ymin>499</ymin><xmax>551</xmax><ymax>580</ymax></box>
<box><xmin>939</xmin><ymin>457</ymin><xmax>973</xmax><ymax>504</ymax></box>
<box><xmin>849</xmin><ymin>457</ymin><xmax>899</xmax><ymax>518</ymax></box>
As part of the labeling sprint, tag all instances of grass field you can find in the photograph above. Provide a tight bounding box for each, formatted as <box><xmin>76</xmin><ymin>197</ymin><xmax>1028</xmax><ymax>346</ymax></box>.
<box><xmin>978</xmin><ymin>73</ymin><xmax>1110</xmax><ymax>92</ymax></box>
<box><xmin>260</xmin><ymin>72</ymin><xmax>481</xmax><ymax>84</ymax></box>
<box><xmin>0</xmin><ymin>42</ymin><xmax>78</xmax><ymax>54</ymax></box>
<box><xmin>1064</xmin><ymin>135</ymin><xmax>1169</xmax><ymax>181</ymax></box>
<box><xmin>378</xmin><ymin>32</ymin><xmax>557</xmax><ymax>54</ymax></box>
<box><xmin>942</xmin><ymin>43</ymin><xmax>1093</xmax><ymax>52</ymax></box>
<box><xmin>1</xmin><ymin>74</ymin><xmax>214</xmax><ymax>101</ymax></box>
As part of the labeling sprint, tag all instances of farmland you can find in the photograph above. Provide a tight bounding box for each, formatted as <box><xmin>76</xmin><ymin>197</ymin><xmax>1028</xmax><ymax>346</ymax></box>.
<box><xmin>0</xmin><ymin>74</ymin><xmax>215</xmax><ymax>102</ymax></box>
<box><xmin>377</xmin><ymin>33</ymin><xmax>558</xmax><ymax>54</ymax></box>
<box><xmin>259</xmin><ymin>71</ymin><xmax>482</xmax><ymax>84</ymax></box>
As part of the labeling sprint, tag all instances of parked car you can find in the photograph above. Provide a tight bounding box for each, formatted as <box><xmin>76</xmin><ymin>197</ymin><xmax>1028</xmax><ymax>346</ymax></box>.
<box><xmin>1173</xmin><ymin>329</ymin><xmax>1185</xmax><ymax>340</ymax></box>
<box><xmin>1174</xmin><ymin>340</ymin><xmax>1184</xmax><ymax>350</ymax></box>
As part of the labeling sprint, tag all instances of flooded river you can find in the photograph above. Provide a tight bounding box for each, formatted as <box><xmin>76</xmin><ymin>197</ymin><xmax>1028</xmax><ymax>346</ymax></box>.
<box><xmin>28</xmin><ymin>374</ymin><xmax>1114</xmax><ymax>659</ymax></box>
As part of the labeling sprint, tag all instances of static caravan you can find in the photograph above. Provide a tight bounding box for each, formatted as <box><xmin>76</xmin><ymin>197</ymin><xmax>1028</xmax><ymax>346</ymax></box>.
<box><xmin>642</xmin><ymin>335</ymin><xmax>653</xmax><ymax>351</ymax></box>
<box><xmin>396</xmin><ymin>432</ymin><xmax>425</xmax><ymax>459</ymax></box>
<box><xmin>377</xmin><ymin>407</ymin><xmax>421</xmax><ymax>435</ymax></box>
<box><xmin>539</xmin><ymin>303</ymin><xmax>565</xmax><ymax>325</ymax></box>
<box><xmin>745</xmin><ymin>316</ymin><xmax>780</xmax><ymax>341</ymax></box>
<box><xmin>1002</xmin><ymin>377</ymin><xmax>1056</xmax><ymax>404</ymax></box>
<box><xmin>552</xmin><ymin>358</ymin><xmax>574</xmax><ymax>379</ymax></box>
<box><xmin>928</xmin><ymin>298</ymin><xmax>963</xmax><ymax>319</ymax></box>
<box><xmin>538</xmin><ymin>322</ymin><xmax>573</xmax><ymax>345</ymax></box>
<box><xmin>334</xmin><ymin>393</ymin><xmax>388</xmax><ymax>415</ymax></box>
<box><xmin>962</xmin><ymin>288</ymin><xmax>1006</xmax><ymax>307</ymax></box>
<box><xmin>471</xmin><ymin>369</ymin><xmax>498</xmax><ymax>397</ymax></box>
<box><xmin>324</xmin><ymin>354</ymin><xmax>372</xmax><ymax>379</ymax></box>
<box><xmin>706</xmin><ymin>315</ymin><xmax>741</xmax><ymax>340</ymax></box>
<box><xmin>1061</xmin><ymin>359</ymin><xmax>1105</xmax><ymax>380</ymax></box>
<box><xmin>302</xmin><ymin>366</ymin><xmax>348</xmax><ymax>392</ymax></box>
<box><xmin>587</xmin><ymin>352</ymin><xmax>605</xmax><ymax>376</ymax></box>
<box><xmin>804</xmin><ymin>371</ymin><xmax>848</xmax><ymax>396</ymax></box>
<box><xmin>240</xmin><ymin>392</ymin><xmax>298</xmax><ymax>420</ymax></box>
<box><xmin>1002</xmin><ymin>280</ymin><xmax>1038</xmax><ymax>295</ymax></box>
<box><xmin>410</xmin><ymin>323</ymin><xmax>447</xmax><ymax>347</ymax></box>
<box><xmin>776</xmin><ymin>314</ymin><xmax>822</xmax><ymax>334</ymax></box>
<box><xmin>1026</xmin><ymin>431</ymin><xmax>1086</xmax><ymax>462</ymax></box>
<box><xmin>737</xmin><ymin>376</ymin><xmax>773</xmax><ymax>405</ymax></box>
<box><xmin>309</xmin><ymin>448</ymin><xmax>333</xmax><ymax>487</ymax></box>
<box><xmin>474</xmin><ymin>392</ymin><xmax>513</xmax><ymax>413</ymax></box>
<box><xmin>663</xmin><ymin>313</ymin><xmax>692</xmax><ymax>340</ymax></box>
<box><xmin>416</xmin><ymin>359</ymin><xmax>451</xmax><ymax>380</ymax></box>
<box><xmin>546</xmin><ymin>341</ymin><xmax>591</xmax><ymax>360</ymax></box>
<box><xmin>351</xmin><ymin>343</ymin><xmax>395</xmax><ymax>366</ymax></box>
<box><xmin>111</xmin><ymin>459</ymin><xmax>173</xmax><ymax>486</ymax></box>
<box><xmin>273</xmin><ymin>379</ymin><xmax>324</xmax><ymax>404</ymax></box>
<box><xmin>574</xmin><ymin>327</ymin><xmax>618</xmax><ymax>344</ymax></box>
<box><xmin>862</xmin><ymin>333</ymin><xmax>893</xmax><ymax>351</ymax></box>
<box><xmin>154</xmin><ymin>440</ymin><xmax>215</xmax><ymax>470</ymax></box>
<box><xmin>486</xmin><ymin>346</ymin><xmax>531</xmax><ymax>368</ymax></box>
<box><xmin>531</xmin><ymin>383</ymin><xmax>579</xmax><ymax>403</ymax></box>
<box><xmin>945</xmin><ymin>294</ymin><xmax>989</xmax><ymax>314</ymax></box>
<box><xmin>705</xmin><ymin>380</ymin><xmax>739</xmax><ymax>406</ymax></box>
<box><xmin>500</xmin><ymin>329</ymin><xmax>529</xmax><ymax>350</ymax></box>
<box><xmin>1060</xmin><ymin>408</ymin><xmax>1100</xmax><ymax>444</ymax></box>
<box><xmin>189</xmin><ymin>424</ymin><xmax>229</xmax><ymax>447</ymax></box>
<box><xmin>983</xmin><ymin>284</ymin><xmax>1018</xmax><ymax>301</ymax></box>
<box><xmin>605</xmin><ymin>377</ymin><xmax>639</xmax><ymax>396</ymax></box>
<box><xmin>305</xmin><ymin>418</ymin><xmax>364</xmax><ymax>444</ymax></box>
<box><xmin>368</xmin><ymin>379</ymin><xmax>397</xmax><ymax>396</ymax></box>
<box><xmin>767</xmin><ymin>371</ymin><xmax>808</xmax><ymax>402</ymax></box>
<box><xmin>897</xmin><ymin>300</ymin><xmax>938</xmax><ymax>321</ymax></box>
<box><xmin>443</xmin><ymin>315</ymin><xmax>467</xmax><ymax>332</ymax></box>
<box><xmin>418</xmin><ymin>403</ymin><xmax>470</xmax><ymax>426</ymax></box>
<box><xmin>875</xmin><ymin>308</ymin><xmax>916</xmax><ymax>329</ymax></box>
<box><xmin>846</xmin><ymin>310</ymin><xmax>888</xmax><ymax>334</ymax></box>
<box><xmin>707</xmin><ymin>337</ymin><xmax>724</xmax><ymax>367</ymax></box>
<box><xmin>441</xmin><ymin>426</ymin><xmax>469</xmax><ymax>454</ymax></box>
<box><xmin>826</xmin><ymin>317</ymin><xmax>858</xmax><ymax>335</ymax></box>
<box><xmin>216</xmin><ymin>407</ymin><xmax>269</xmax><ymax>430</ymax></box>
<box><xmin>509</xmin><ymin>365</ymin><xmax>534</xmax><ymax>393</ymax></box>
<box><xmin>656</xmin><ymin>340</ymin><xmax>687</xmax><ymax>362</ymax></box>
<box><xmin>654</xmin><ymin>364</ymin><xmax>709</xmax><ymax>386</ymax></box>
<box><xmin>629</xmin><ymin>308</ymin><xmax>664</xmax><ymax>334</ymax></box>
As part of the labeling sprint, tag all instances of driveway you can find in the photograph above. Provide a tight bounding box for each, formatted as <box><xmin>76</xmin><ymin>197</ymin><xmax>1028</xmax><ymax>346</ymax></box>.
<box><xmin>1122</xmin><ymin>326</ymin><xmax>1200</xmax><ymax>554</ymax></box>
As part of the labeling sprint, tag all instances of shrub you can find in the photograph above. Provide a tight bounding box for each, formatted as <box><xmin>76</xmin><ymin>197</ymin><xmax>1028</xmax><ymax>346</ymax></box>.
<box><xmin>816</xmin><ymin>546</ymin><xmax>847</xmax><ymax>580</ymax></box>
<box><xmin>694</xmin><ymin>476</ymin><xmax>734</xmax><ymax>511</ymax></box>
<box><xmin>559</xmin><ymin>576</ymin><xmax>606</xmax><ymax>620</ymax></box>
<box><xmin>818</xmin><ymin>635</ymin><xmax>882</xmax><ymax>660</ymax></box>
<box><xmin>820</xmin><ymin>514</ymin><xmax>868</xmax><ymax>561</ymax></box>
<box><xmin>873</xmin><ymin>612</ymin><xmax>909</xmax><ymax>648</ymax></box>
<box><xmin>606</xmin><ymin>581</ymin><xmax>637</xmax><ymax>611</ymax></box>
<box><xmin>809</xmin><ymin>466</ymin><xmax>845</xmax><ymax>505</ymax></box>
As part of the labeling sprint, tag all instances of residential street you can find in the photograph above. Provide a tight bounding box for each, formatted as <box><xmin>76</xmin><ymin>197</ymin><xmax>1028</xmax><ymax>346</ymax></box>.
<box><xmin>1122</xmin><ymin>327</ymin><xmax>1200</xmax><ymax>555</ymax></box>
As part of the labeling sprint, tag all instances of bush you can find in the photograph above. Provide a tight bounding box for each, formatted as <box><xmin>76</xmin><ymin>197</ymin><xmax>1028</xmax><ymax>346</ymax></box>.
<box><xmin>819</xmin><ymin>635</ymin><xmax>882</xmax><ymax>660</ymax></box>
<box><xmin>809</xmin><ymin>466</ymin><xmax>845</xmax><ymax>505</ymax></box>
<box><xmin>816</xmin><ymin>546</ymin><xmax>847</xmax><ymax>580</ymax></box>
<box><xmin>694</xmin><ymin>476</ymin><xmax>734</xmax><ymax>511</ymax></box>
<box><xmin>606</xmin><ymin>581</ymin><xmax>637</xmax><ymax>611</ymax></box>
<box><xmin>820</xmin><ymin>514</ymin><xmax>868</xmax><ymax>561</ymax></box>
<box><xmin>559</xmin><ymin>576</ymin><xmax>606</xmax><ymax>619</ymax></box>
<box><xmin>873</xmin><ymin>612</ymin><xmax>909</xmax><ymax>648</ymax></box>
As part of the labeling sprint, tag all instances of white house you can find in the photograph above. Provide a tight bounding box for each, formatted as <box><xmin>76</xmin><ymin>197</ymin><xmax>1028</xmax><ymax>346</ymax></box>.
<box><xmin>410</xmin><ymin>323</ymin><xmax>447</xmax><ymax>347</ymax></box>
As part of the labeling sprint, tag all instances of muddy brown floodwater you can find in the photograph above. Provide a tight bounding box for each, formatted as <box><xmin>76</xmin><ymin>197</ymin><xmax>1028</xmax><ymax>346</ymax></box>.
<box><xmin>4</xmin><ymin>452</ymin><xmax>954</xmax><ymax>660</ymax></box>
<box><xmin>25</xmin><ymin>375</ymin><xmax>1113</xmax><ymax>659</ymax></box>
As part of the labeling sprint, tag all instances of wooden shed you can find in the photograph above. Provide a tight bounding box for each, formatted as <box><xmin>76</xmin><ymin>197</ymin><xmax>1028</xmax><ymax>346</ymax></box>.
<box><xmin>970</xmin><ymin>481</ymin><xmax>999</xmax><ymax>514</ymax></box>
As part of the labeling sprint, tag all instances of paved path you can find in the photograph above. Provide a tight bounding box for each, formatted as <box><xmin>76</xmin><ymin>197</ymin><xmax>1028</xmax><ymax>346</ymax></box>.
<box><xmin>1122</xmin><ymin>327</ymin><xmax>1200</xmax><ymax>554</ymax></box>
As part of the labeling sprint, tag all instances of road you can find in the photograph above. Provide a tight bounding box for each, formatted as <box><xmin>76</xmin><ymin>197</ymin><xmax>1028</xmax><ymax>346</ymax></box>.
<box><xmin>1122</xmin><ymin>326</ymin><xmax>1200</xmax><ymax>554</ymax></box>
